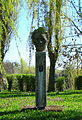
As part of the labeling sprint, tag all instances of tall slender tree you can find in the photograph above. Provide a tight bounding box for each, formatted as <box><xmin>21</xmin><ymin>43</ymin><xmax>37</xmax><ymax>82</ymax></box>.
<box><xmin>0</xmin><ymin>0</ymin><xmax>19</xmax><ymax>74</ymax></box>
<box><xmin>47</xmin><ymin>0</ymin><xmax>63</xmax><ymax>91</ymax></box>
<box><xmin>0</xmin><ymin>0</ymin><xmax>19</xmax><ymax>61</ymax></box>
<box><xmin>27</xmin><ymin>0</ymin><xmax>63</xmax><ymax>91</ymax></box>
<box><xmin>27</xmin><ymin>0</ymin><xmax>82</xmax><ymax>91</ymax></box>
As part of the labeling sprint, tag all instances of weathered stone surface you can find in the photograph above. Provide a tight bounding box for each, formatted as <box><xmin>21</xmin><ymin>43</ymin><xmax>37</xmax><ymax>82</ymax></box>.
<box><xmin>31</xmin><ymin>27</ymin><xmax>47</xmax><ymax>51</ymax></box>
<box><xmin>21</xmin><ymin>106</ymin><xmax>37</xmax><ymax>112</ymax></box>
<box><xmin>43</xmin><ymin>105</ymin><xmax>63</xmax><ymax>112</ymax></box>
<box><xmin>36</xmin><ymin>52</ymin><xmax>46</xmax><ymax>109</ymax></box>
<box><xmin>21</xmin><ymin>105</ymin><xmax>63</xmax><ymax>112</ymax></box>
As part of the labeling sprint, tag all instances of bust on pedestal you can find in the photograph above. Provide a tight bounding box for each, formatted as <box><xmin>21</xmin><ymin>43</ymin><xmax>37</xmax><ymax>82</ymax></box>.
<box><xmin>31</xmin><ymin>27</ymin><xmax>47</xmax><ymax>109</ymax></box>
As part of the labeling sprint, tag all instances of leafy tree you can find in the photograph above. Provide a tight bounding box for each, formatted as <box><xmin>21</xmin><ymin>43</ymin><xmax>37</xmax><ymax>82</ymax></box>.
<box><xmin>47</xmin><ymin>0</ymin><xmax>63</xmax><ymax>91</ymax></box>
<box><xmin>27</xmin><ymin>0</ymin><xmax>64</xmax><ymax>91</ymax></box>
<box><xmin>4</xmin><ymin>60</ymin><xmax>35</xmax><ymax>74</ymax></box>
<box><xmin>60</xmin><ymin>47</ymin><xmax>82</xmax><ymax>90</ymax></box>
<box><xmin>67</xmin><ymin>0</ymin><xmax>82</xmax><ymax>35</ymax></box>
<box><xmin>4</xmin><ymin>61</ymin><xmax>20</xmax><ymax>74</ymax></box>
<box><xmin>0</xmin><ymin>0</ymin><xmax>19</xmax><ymax>74</ymax></box>
<box><xmin>20</xmin><ymin>58</ymin><xmax>35</xmax><ymax>74</ymax></box>
<box><xmin>54</xmin><ymin>0</ymin><xmax>82</xmax><ymax>90</ymax></box>
<box><xmin>20</xmin><ymin>58</ymin><xmax>28</xmax><ymax>74</ymax></box>
<box><xmin>26</xmin><ymin>0</ymin><xmax>82</xmax><ymax>92</ymax></box>
<box><xmin>64</xmin><ymin>63</ymin><xmax>76</xmax><ymax>90</ymax></box>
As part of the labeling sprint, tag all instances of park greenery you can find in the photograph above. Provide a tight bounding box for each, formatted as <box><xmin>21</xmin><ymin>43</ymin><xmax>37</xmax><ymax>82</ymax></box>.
<box><xmin>0</xmin><ymin>0</ymin><xmax>82</xmax><ymax>89</ymax></box>
<box><xmin>0</xmin><ymin>0</ymin><xmax>19</xmax><ymax>76</ymax></box>
<box><xmin>2</xmin><ymin>59</ymin><xmax>82</xmax><ymax>92</ymax></box>
<box><xmin>5</xmin><ymin>74</ymin><xmax>82</xmax><ymax>92</ymax></box>
<box><xmin>0</xmin><ymin>90</ymin><xmax>82</xmax><ymax>120</ymax></box>
<box><xmin>0</xmin><ymin>0</ymin><xmax>19</xmax><ymax>60</ymax></box>
<box><xmin>0</xmin><ymin>0</ymin><xmax>82</xmax><ymax>119</ymax></box>
<box><xmin>27</xmin><ymin>0</ymin><xmax>82</xmax><ymax>91</ymax></box>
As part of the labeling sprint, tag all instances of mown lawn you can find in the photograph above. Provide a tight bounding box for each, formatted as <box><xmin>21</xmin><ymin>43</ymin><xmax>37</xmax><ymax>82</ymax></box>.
<box><xmin>0</xmin><ymin>90</ymin><xmax>82</xmax><ymax>120</ymax></box>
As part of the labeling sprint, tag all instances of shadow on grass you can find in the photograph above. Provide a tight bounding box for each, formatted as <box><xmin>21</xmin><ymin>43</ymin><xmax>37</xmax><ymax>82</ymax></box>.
<box><xmin>0</xmin><ymin>90</ymin><xmax>82</xmax><ymax>98</ymax></box>
<box><xmin>47</xmin><ymin>91</ymin><xmax>82</xmax><ymax>96</ymax></box>
<box><xmin>0</xmin><ymin>109</ymin><xmax>82</xmax><ymax>120</ymax></box>
<box><xmin>0</xmin><ymin>110</ymin><xmax>20</xmax><ymax>116</ymax></box>
<box><xmin>0</xmin><ymin>92</ymin><xmax>35</xmax><ymax>98</ymax></box>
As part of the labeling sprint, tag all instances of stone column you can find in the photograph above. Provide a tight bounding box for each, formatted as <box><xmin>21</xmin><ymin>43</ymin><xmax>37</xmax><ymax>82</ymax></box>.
<box><xmin>36</xmin><ymin>52</ymin><xmax>46</xmax><ymax>109</ymax></box>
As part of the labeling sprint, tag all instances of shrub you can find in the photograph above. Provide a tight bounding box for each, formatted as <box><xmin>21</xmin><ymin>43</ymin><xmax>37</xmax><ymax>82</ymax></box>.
<box><xmin>24</xmin><ymin>75</ymin><xmax>35</xmax><ymax>91</ymax></box>
<box><xmin>6</xmin><ymin>74</ymin><xmax>35</xmax><ymax>91</ymax></box>
<box><xmin>75</xmin><ymin>76</ymin><xmax>82</xmax><ymax>90</ymax></box>
<box><xmin>55</xmin><ymin>77</ymin><xmax>65</xmax><ymax>92</ymax></box>
<box><xmin>16</xmin><ymin>74</ymin><xmax>24</xmax><ymax>91</ymax></box>
<box><xmin>6</xmin><ymin>75</ymin><xmax>13</xmax><ymax>91</ymax></box>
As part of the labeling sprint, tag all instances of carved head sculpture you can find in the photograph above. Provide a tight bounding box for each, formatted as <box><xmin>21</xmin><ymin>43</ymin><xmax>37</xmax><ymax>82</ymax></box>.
<box><xmin>31</xmin><ymin>27</ymin><xmax>48</xmax><ymax>51</ymax></box>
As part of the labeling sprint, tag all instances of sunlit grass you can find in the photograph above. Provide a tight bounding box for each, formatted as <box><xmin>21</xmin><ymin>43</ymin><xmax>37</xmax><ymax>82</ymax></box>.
<box><xmin>0</xmin><ymin>90</ymin><xmax>82</xmax><ymax>120</ymax></box>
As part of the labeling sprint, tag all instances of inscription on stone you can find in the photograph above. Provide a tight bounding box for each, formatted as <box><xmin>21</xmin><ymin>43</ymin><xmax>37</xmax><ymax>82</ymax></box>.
<box><xmin>39</xmin><ymin>65</ymin><xmax>43</xmax><ymax>72</ymax></box>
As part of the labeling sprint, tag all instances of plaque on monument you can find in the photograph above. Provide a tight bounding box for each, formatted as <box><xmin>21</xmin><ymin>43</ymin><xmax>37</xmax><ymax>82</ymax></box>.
<box><xmin>39</xmin><ymin>65</ymin><xmax>43</xmax><ymax>72</ymax></box>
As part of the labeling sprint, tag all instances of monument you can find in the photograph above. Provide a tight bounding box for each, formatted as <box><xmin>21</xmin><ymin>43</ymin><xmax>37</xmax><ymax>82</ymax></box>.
<box><xmin>21</xmin><ymin>27</ymin><xmax>63</xmax><ymax>112</ymax></box>
<box><xmin>31</xmin><ymin>27</ymin><xmax>47</xmax><ymax>109</ymax></box>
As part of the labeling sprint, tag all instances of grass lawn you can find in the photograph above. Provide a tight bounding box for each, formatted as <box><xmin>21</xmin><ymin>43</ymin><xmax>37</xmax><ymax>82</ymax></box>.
<box><xmin>0</xmin><ymin>90</ymin><xmax>82</xmax><ymax>120</ymax></box>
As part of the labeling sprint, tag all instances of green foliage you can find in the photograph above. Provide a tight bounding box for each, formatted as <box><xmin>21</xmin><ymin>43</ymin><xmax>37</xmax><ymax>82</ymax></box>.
<box><xmin>63</xmin><ymin>64</ymin><xmax>79</xmax><ymax>90</ymax></box>
<box><xmin>0</xmin><ymin>0</ymin><xmax>19</xmax><ymax>75</ymax></box>
<box><xmin>55</xmin><ymin>77</ymin><xmax>65</xmax><ymax>91</ymax></box>
<box><xmin>0</xmin><ymin>0</ymin><xmax>19</xmax><ymax>56</ymax></box>
<box><xmin>20</xmin><ymin>58</ymin><xmax>28</xmax><ymax>74</ymax></box>
<box><xmin>25</xmin><ymin>75</ymin><xmax>35</xmax><ymax>92</ymax></box>
<box><xmin>4</xmin><ymin>60</ymin><xmax>35</xmax><ymax>74</ymax></box>
<box><xmin>6</xmin><ymin>74</ymin><xmax>35</xmax><ymax>92</ymax></box>
<box><xmin>16</xmin><ymin>74</ymin><xmax>24</xmax><ymax>91</ymax></box>
<box><xmin>0</xmin><ymin>90</ymin><xmax>82</xmax><ymax>120</ymax></box>
<box><xmin>6</xmin><ymin>75</ymin><xmax>14</xmax><ymax>91</ymax></box>
<box><xmin>75</xmin><ymin>75</ymin><xmax>82</xmax><ymax>90</ymax></box>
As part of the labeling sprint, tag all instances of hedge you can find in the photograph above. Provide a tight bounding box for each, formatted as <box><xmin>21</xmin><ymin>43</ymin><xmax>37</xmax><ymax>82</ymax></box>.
<box><xmin>75</xmin><ymin>75</ymin><xmax>82</xmax><ymax>90</ymax></box>
<box><xmin>6</xmin><ymin>74</ymin><xmax>35</xmax><ymax>91</ymax></box>
<box><xmin>6</xmin><ymin>75</ymin><xmax>13</xmax><ymax>91</ymax></box>
<box><xmin>55</xmin><ymin>77</ymin><xmax>65</xmax><ymax>91</ymax></box>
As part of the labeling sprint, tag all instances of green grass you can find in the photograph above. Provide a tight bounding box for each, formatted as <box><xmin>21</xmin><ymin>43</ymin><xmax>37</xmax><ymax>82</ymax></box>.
<box><xmin>0</xmin><ymin>90</ymin><xmax>82</xmax><ymax>120</ymax></box>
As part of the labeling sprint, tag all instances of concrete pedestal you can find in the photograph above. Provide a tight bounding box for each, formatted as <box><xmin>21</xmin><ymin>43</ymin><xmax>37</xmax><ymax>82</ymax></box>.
<box><xmin>36</xmin><ymin>52</ymin><xmax>46</xmax><ymax>109</ymax></box>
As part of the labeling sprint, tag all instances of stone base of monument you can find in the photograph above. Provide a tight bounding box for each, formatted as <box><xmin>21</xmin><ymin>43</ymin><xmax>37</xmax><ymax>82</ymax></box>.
<box><xmin>20</xmin><ymin>106</ymin><xmax>37</xmax><ymax>112</ymax></box>
<box><xmin>21</xmin><ymin>105</ymin><xmax>63</xmax><ymax>112</ymax></box>
<box><xmin>43</xmin><ymin>105</ymin><xmax>63</xmax><ymax>112</ymax></box>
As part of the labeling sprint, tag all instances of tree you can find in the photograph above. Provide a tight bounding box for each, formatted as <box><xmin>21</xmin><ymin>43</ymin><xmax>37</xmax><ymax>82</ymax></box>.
<box><xmin>27</xmin><ymin>0</ymin><xmax>82</xmax><ymax>91</ymax></box>
<box><xmin>67</xmin><ymin>0</ymin><xmax>82</xmax><ymax>35</ymax></box>
<box><xmin>20</xmin><ymin>58</ymin><xmax>35</xmax><ymax>74</ymax></box>
<box><xmin>0</xmin><ymin>0</ymin><xmax>19</xmax><ymax>74</ymax></box>
<box><xmin>47</xmin><ymin>0</ymin><xmax>63</xmax><ymax>91</ymax></box>
<box><xmin>0</xmin><ymin>0</ymin><xmax>20</xmax><ymax>90</ymax></box>
<box><xmin>60</xmin><ymin>0</ymin><xmax>82</xmax><ymax>74</ymax></box>
<box><xmin>4</xmin><ymin>61</ymin><xmax>21</xmax><ymax>74</ymax></box>
<box><xmin>27</xmin><ymin>0</ymin><xmax>63</xmax><ymax>91</ymax></box>
<box><xmin>20</xmin><ymin>58</ymin><xmax>28</xmax><ymax>74</ymax></box>
<box><xmin>4</xmin><ymin>59</ymin><xmax>35</xmax><ymax>74</ymax></box>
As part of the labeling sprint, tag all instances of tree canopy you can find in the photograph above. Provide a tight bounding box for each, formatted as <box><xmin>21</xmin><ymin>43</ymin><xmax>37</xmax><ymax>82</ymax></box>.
<box><xmin>0</xmin><ymin>0</ymin><xmax>19</xmax><ymax>74</ymax></box>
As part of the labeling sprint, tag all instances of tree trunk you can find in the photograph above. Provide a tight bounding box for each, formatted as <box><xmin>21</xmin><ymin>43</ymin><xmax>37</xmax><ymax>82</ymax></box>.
<box><xmin>1</xmin><ymin>40</ymin><xmax>5</xmax><ymax>61</ymax></box>
<box><xmin>48</xmin><ymin>58</ymin><xmax>55</xmax><ymax>92</ymax></box>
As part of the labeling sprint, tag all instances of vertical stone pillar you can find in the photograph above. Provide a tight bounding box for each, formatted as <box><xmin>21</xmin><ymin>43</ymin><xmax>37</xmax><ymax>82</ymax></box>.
<box><xmin>36</xmin><ymin>52</ymin><xmax>46</xmax><ymax>109</ymax></box>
